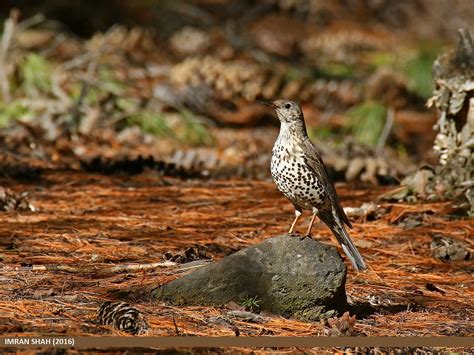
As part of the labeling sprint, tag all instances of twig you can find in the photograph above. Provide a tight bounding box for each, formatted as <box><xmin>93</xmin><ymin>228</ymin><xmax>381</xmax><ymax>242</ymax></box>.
<box><xmin>2</xmin><ymin>261</ymin><xmax>177</xmax><ymax>274</ymax></box>
<box><xmin>41</xmin><ymin>32</ymin><xmax>68</xmax><ymax>57</ymax></box>
<box><xmin>376</xmin><ymin>106</ymin><xmax>395</xmax><ymax>154</ymax></box>
<box><xmin>0</xmin><ymin>9</ymin><xmax>19</xmax><ymax>102</ymax></box>
<box><xmin>68</xmin><ymin>53</ymin><xmax>103</xmax><ymax>130</ymax></box>
<box><xmin>0</xmin><ymin>11</ymin><xmax>47</xmax><ymax>103</ymax></box>
<box><xmin>60</xmin><ymin>52</ymin><xmax>94</xmax><ymax>71</ymax></box>
<box><xmin>1</xmin><ymin>260</ymin><xmax>211</xmax><ymax>275</ymax></box>
<box><xmin>50</xmin><ymin>71</ymin><xmax>71</xmax><ymax>105</ymax></box>
<box><xmin>107</xmin><ymin>261</ymin><xmax>177</xmax><ymax>273</ymax></box>
<box><xmin>172</xmin><ymin>316</ymin><xmax>181</xmax><ymax>336</ymax></box>
<box><xmin>16</xmin><ymin>13</ymin><xmax>45</xmax><ymax>31</ymax></box>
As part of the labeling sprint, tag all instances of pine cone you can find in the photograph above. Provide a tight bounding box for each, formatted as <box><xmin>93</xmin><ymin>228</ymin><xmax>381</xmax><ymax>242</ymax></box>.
<box><xmin>97</xmin><ymin>302</ymin><xmax>148</xmax><ymax>335</ymax></box>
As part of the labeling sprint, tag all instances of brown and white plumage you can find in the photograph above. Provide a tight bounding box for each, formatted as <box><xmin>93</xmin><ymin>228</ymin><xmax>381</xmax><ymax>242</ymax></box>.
<box><xmin>265</xmin><ymin>99</ymin><xmax>367</xmax><ymax>271</ymax></box>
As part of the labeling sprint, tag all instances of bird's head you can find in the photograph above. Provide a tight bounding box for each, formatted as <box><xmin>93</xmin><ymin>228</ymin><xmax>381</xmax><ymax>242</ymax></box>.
<box><xmin>261</xmin><ymin>99</ymin><xmax>303</xmax><ymax>123</ymax></box>
<box><xmin>261</xmin><ymin>99</ymin><xmax>307</xmax><ymax>136</ymax></box>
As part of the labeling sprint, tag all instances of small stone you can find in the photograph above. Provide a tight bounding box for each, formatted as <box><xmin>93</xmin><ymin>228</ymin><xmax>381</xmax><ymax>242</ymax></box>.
<box><xmin>153</xmin><ymin>235</ymin><xmax>347</xmax><ymax>321</ymax></box>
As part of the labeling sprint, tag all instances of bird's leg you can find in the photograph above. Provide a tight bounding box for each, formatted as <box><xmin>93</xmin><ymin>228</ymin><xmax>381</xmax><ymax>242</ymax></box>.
<box><xmin>303</xmin><ymin>207</ymin><xmax>319</xmax><ymax>239</ymax></box>
<box><xmin>288</xmin><ymin>209</ymin><xmax>301</xmax><ymax>235</ymax></box>
<box><xmin>305</xmin><ymin>214</ymin><xmax>317</xmax><ymax>237</ymax></box>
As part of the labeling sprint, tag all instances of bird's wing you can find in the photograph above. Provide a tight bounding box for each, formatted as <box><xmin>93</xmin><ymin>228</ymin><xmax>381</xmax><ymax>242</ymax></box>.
<box><xmin>301</xmin><ymin>138</ymin><xmax>353</xmax><ymax>228</ymax></box>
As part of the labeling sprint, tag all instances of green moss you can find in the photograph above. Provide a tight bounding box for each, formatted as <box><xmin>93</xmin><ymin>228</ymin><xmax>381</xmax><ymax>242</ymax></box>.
<box><xmin>0</xmin><ymin>101</ymin><xmax>31</xmax><ymax>127</ymax></box>
<box><xmin>315</xmin><ymin>62</ymin><xmax>354</xmax><ymax>79</ymax></box>
<box><xmin>402</xmin><ymin>45</ymin><xmax>441</xmax><ymax>98</ymax></box>
<box><xmin>177</xmin><ymin>109</ymin><xmax>215</xmax><ymax>146</ymax></box>
<box><xmin>344</xmin><ymin>100</ymin><xmax>387</xmax><ymax>147</ymax></box>
<box><xmin>98</xmin><ymin>68</ymin><xmax>125</xmax><ymax>96</ymax></box>
<box><xmin>285</xmin><ymin>66</ymin><xmax>312</xmax><ymax>81</ymax></box>
<box><xmin>367</xmin><ymin>51</ymin><xmax>397</xmax><ymax>69</ymax></box>
<box><xmin>127</xmin><ymin>112</ymin><xmax>175</xmax><ymax>138</ymax></box>
<box><xmin>307</xmin><ymin>126</ymin><xmax>339</xmax><ymax>143</ymax></box>
<box><xmin>21</xmin><ymin>53</ymin><xmax>52</xmax><ymax>96</ymax></box>
<box><xmin>293</xmin><ymin>306</ymin><xmax>327</xmax><ymax>321</ymax></box>
<box><xmin>367</xmin><ymin>43</ymin><xmax>443</xmax><ymax>99</ymax></box>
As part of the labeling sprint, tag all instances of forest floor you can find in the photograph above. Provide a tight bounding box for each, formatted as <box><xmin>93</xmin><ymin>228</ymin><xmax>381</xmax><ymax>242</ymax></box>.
<box><xmin>0</xmin><ymin>170</ymin><xmax>472</xmax><ymax>338</ymax></box>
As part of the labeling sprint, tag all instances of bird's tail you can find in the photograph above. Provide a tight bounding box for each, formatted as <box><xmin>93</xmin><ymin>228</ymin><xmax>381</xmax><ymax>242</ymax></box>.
<box><xmin>319</xmin><ymin>211</ymin><xmax>367</xmax><ymax>271</ymax></box>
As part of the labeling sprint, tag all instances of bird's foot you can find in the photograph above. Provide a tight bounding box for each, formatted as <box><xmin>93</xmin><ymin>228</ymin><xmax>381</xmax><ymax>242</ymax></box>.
<box><xmin>300</xmin><ymin>234</ymin><xmax>313</xmax><ymax>240</ymax></box>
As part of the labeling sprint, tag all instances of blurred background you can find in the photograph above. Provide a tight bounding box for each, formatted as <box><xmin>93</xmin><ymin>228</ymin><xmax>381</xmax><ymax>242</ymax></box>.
<box><xmin>0</xmin><ymin>0</ymin><xmax>473</xmax><ymax>184</ymax></box>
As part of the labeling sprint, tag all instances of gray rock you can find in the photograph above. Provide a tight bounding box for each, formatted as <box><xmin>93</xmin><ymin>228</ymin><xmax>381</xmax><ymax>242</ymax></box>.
<box><xmin>153</xmin><ymin>235</ymin><xmax>347</xmax><ymax>321</ymax></box>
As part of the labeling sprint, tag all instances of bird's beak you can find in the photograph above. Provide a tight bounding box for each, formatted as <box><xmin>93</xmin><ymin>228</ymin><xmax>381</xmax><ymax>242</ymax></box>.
<box><xmin>259</xmin><ymin>100</ymin><xmax>276</xmax><ymax>109</ymax></box>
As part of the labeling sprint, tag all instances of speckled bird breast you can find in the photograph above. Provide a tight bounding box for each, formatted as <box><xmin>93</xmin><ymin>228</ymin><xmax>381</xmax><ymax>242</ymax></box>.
<box><xmin>271</xmin><ymin>139</ymin><xmax>327</xmax><ymax>210</ymax></box>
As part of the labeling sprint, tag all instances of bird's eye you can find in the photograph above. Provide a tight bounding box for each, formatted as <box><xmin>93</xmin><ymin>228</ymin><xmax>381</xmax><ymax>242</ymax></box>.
<box><xmin>285</xmin><ymin>103</ymin><xmax>291</xmax><ymax>109</ymax></box>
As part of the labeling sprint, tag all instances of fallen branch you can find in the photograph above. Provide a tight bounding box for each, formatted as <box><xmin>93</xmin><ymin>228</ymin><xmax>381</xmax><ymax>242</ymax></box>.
<box><xmin>2</xmin><ymin>261</ymin><xmax>177</xmax><ymax>274</ymax></box>
<box><xmin>1</xmin><ymin>260</ymin><xmax>212</xmax><ymax>274</ymax></box>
